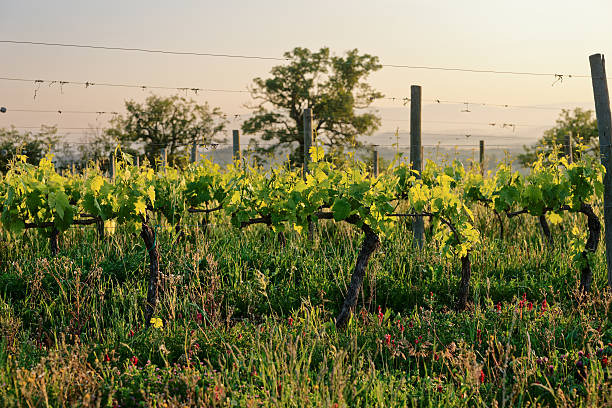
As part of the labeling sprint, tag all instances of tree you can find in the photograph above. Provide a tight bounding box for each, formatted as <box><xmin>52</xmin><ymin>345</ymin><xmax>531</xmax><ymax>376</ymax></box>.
<box><xmin>518</xmin><ymin>108</ymin><xmax>598</xmax><ymax>166</ymax></box>
<box><xmin>242</xmin><ymin>47</ymin><xmax>383</xmax><ymax>166</ymax></box>
<box><xmin>107</xmin><ymin>95</ymin><xmax>228</xmax><ymax>166</ymax></box>
<box><xmin>0</xmin><ymin>126</ymin><xmax>59</xmax><ymax>173</ymax></box>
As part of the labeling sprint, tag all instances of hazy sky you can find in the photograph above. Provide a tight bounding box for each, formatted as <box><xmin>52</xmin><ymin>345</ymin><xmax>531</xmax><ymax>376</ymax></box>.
<box><xmin>1</xmin><ymin>0</ymin><xmax>611</xmax><ymax>149</ymax></box>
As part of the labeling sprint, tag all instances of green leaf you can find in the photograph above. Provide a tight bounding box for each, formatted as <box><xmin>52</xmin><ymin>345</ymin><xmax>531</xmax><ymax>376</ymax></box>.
<box><xmin>331</xmin><ymin>197</ymin><xmax>351</xmax><ymax>221</ymax></box>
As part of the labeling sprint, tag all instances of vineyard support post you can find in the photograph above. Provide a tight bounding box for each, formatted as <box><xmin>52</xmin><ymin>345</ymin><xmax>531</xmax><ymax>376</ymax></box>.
<box><xmin>589</xmin><ymin>53</ymin><xmax>612</xmax><ymax>288</ymax></box>
<box><xmin>479</xmin><ymin>140</ymin><xmax>485</xmax><ymax>175</ymax></box>
<box><xmin>410</xmin><ymin>85</ymin><xmax>424</xmax><ymax>248</ymax></box>
<box><xmin>232</xmin><ymin>130</ymin><xmax>241</xmax><ymax>163</ymax></box>
<box><xmin>161</xmin><ymin>147</ymin><xmax>167</xmax><ymax>172</ymax></box>
<box><xmin>372</xmin><ymin>147</ymin><xmax>379</xmax><ymax>177</ymax></box>
<box><xmin>303</xmin><ymin>108</ymin><xmax>313</xmax><ymax>177</ymax></box>
<box><xmin>564</xmin><ymin>133</ymin><xmax>573</xmax><ymax>163</ymax></box>
<box><xmin>303</xmin><ymin>108</ymin><xmax>314</xmax><ymax>239</ymax></box>
<box><xmin>109</xmin><ymin>152</ymin><xmax>115</xmax><ymax>181</ymax></box>
<box><xmin>190</xmin><ymin>142</ymin><xmax>198</xmax><ymax>164</ymax></box>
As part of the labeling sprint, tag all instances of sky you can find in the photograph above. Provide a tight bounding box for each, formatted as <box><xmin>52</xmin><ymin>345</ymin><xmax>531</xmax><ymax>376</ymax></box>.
<box><xmin>0</xmin><ymin>0</ymin><xmax>611</xmax><ymax>151</ymax></box>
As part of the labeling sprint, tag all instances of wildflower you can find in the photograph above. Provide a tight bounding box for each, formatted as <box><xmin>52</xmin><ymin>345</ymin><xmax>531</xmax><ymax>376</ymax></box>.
<box><xmin>377</xmin><ymin>306</ymin><xmax>383</xmax><ymax>324</ymax></box>
<box><xmin>196</xmin><ymin>313</ymin><xmax>203</xmax><ymax>324</ymax></box>
<box><xmin>150</xmin><ymin>317</ymin><xmax>163</xmax><ymax>329</ymax></box>
<box><xmin>602</xmin><ymin>356</ymin><xmax>608</xmax><ymax>367</ymax></box>
<box><xmin>104</xmin><ymin>354</ymin><xmax>111</xmax><ymax>362</ymax></box>
<box><xmin>434</xmin><ymin>353</ymin><xmax>439</xmax><ymax>361</ymax></box>
<box><xmin>527</xmin><ymin>302</ymin><xmax>533</xmax><ymax>311</ymax></box>
<box><xmin>437</xmin><ymin>384</ymin><xmax>443</xmax><ymax>392</ymax></box>
<box><xmin>288</xmin><ymin>317</ymin><xmax>294</xmax><ymax>326</ymax></box>
<box><xmin>409</xmin><ymin>321</ymin><xmax>414</xmax><ymax>328</ymax></box>
<box><xmin>130</xmin><ymin>356</ymin><xmax>138</xmax><ymax>366</ymax></box>
<box><xmin>541</xmin><ymin>299</ymin><xmax>548</xmax><ymax>312</ymax></box>
<box><xmin>384</xmin><ymin>334</ymin><xmax>391</xmax><ymax>345</ymax></box>
<box><xmin>480</xmin><ymin>370</ymin><xmax>485</xmax><ymax>384</ymax></box>
<box><xmin>496</xmin><ymin>302</ymin><xmax>501</xmax><ymax>313</ymax></box>
<box><xmin>128</xmin><ymin>330</ymin><xmax>135</xmax><ymax>338</ymax></box>
<box><xmin>277</xmin><ymin>381</ymin><xmax>282</xmax><ymax>394</ymax></box>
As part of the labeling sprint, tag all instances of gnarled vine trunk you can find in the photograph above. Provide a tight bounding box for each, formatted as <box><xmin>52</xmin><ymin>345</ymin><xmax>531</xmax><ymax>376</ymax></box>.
<box><xmin>539</xmin><ymin>215</ymin><xmax>553</xmax><ymax>245</ymax></box>
<box><xmin>578</xmin><ymin>203</ymin><xmax>601</xmax><ymax>293</ymax></box>
<box><xmin>50</xmin><ymin>228</ymin><xmax>59</xmax><ymax>257</ymax></box>
<box><xmin>141</xmin><ymin>222</ymin><xmax>161</xmax><ymax>327</ymax></box>
<box><xmin>335</xmin><ymin>224</ymin><xmax>380</xmax><ymax>329</ymax></box>
<box><xmin>455</xmin><ymin>254</ymin><xmax>471</xmax><ymax>310</ymax></box>
<box><xmin>494</xmin><ymin>210</ymin><xmax>504</xmax><ymax>241</ymax></box>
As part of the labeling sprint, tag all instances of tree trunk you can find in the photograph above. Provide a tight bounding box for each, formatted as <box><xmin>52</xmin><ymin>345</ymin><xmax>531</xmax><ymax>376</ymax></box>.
<box><xmin>579</xmin><ymin>204</ymin><xmax>601</xmax><ymax>293</ymax></box>
<box><xmin>539</xmin><ymin>215</ymin><xmax>553</xmax><ymax>245</ymax></box>
<box><xmin>50</xmin><ymin>228</ymin><xmax>59</xmax><ymax>257</ymax></box>
<box><xmin>141</xmin><ymin>222</ymin><xmax>161</xmax><ymax>327</ymax></box>
<box><xmin>455</xmin><ymin>254</ymin><xmax>471</xmax><ymax>311</ymax></box>
<box><xmin>335</xmin><ymin>225</ymin><xmax>380</xmax><ymax>329</ymax></box>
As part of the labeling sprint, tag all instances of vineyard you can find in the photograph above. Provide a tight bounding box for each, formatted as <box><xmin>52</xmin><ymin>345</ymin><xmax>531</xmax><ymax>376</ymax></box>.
<box><xmin>0</xmin><ymin>145</ymin><xmax>610</xmax><ymax>406</ymax></box>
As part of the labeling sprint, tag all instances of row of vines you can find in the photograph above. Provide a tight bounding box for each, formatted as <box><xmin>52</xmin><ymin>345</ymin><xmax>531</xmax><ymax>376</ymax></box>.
<box><xmin>0</xmin><ymin>145</ymin><xmax>605</xmax><ymax>329</ymax></box>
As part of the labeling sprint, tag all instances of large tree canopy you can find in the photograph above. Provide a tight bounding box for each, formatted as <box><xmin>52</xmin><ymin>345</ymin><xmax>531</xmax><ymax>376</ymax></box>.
<box><xmin>107</xmin><ymin>95</ymin><xmax>228</xmax><ymax>166</ymax></box>
<box><xmin>518</xmin><ymin>108</ymin><xmax>598</xmax><ymax>166</ymax></box>
<box><xmin>242</xmin><ymin>47</ymin><xmax>383</xmax><ymax>166</ymax></box>
<box><xmin>0</xmin><ymin>126</ymin><xmax>59</xmax><ymax>173</ymax></box>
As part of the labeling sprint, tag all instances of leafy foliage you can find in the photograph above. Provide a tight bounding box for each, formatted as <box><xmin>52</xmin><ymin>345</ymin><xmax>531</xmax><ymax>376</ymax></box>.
<box><xmin>242</xmin><ymin>47</ymin><xmax>383</xmax><ymax>166</ymax></box>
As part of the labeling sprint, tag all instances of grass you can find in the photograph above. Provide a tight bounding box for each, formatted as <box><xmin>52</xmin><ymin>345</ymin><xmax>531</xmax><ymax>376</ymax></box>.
<box><xmin>0</xmin><ymin>207</ymin><xmax>610</xmax><ymax>407</ymax></box>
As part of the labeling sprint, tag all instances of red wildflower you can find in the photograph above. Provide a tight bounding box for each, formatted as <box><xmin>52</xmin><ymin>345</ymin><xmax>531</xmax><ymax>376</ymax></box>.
<box><xmin>104</xmin><ymin>354</ymin><xmax>110</xmax><ymax>362</ymax></box>
<box><xmin>437</xmin><ymin>384</ymin><xmax>443</xmax><ymax>392</ymax></box>
<box><xmin>480</xmin><ymin>370</ymin><xmax>485</xmax><ymax>383</ymax></box>
<box><xmin>541</xmin><ymin>299</ymin><xmax>548</xmax><ymax>312</ymax></box>
<box><xmin>128</xmin><ymin>330</ymin><xmax>135</xmax><ymax>338</ymax></box>
<box><xmin>377</xmin><ymin>306</ymin><xmax>383</xmax><ymax>324</ymax></box>
<box><xmin>527</xmin><ymin>302</ymin><xmax>533</xmax><ymax>311</ymax></box>
<box><xmin>196</xmin><ymin>312</ymin><xmax>203</xmax><ymax>324</ymax></box>
<box><xmin>434</xmin><ymin>353</ymin><xmax>439</xmax><ymax>361</ymax></box>
<box><xmin>602</xmin><ymin>356</ymin><xmax>608</xmax><ymax>367</ymax></box>
<box><xmin>496</xmin><ymin>302</ymin><xmax>501</xmax><ymax>313</ymax></box>
<box><xmin>130</xmin><ymin>356</ymin><xmax>138</xmax><ymax>366</ymax></box>
<box><xmin>409</xmin><ymin>321</ymin><xmax>414</xmax><ymax>328</ymax></box>
<box><xmin>384</xmin><ymin>334</ymin><xmax>391</xmax><ymax>345</ymax></box>
<box><xmin>288</xmin><ymin>317</ymin><xmax>294</xmax><ymax>326</ymax></box>
<box><xmin>277</xmin><ymin>381</ymin><xmax>282</xmax><ymax>394</ymax></box>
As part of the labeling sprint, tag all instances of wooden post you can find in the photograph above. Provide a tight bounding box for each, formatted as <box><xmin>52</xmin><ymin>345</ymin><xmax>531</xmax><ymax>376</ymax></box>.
<box><xmin>161</xmin><ymin>147</ymin><xmax>167</xmax><ymax>172</ymax></box>
<box><xmin>589</xmin><ymin>53</ymin><xmax>612</xmax><ymax>288</ymax></box>
<box><xmin>190</xmin><ymin>142</ymin><xmax>198</xmax><ymax>164</ymax></box>
<box><xmin>232</xmin><ymin>130</ymin><xmax>241</xmax><ymax>163</ymax></box>
<box><xmin>303</xmin><ymin>108</ymin><xmax>313</xmax><ymax>176</ymax></box>
<box><xmin>479</xmin><ymin>140</ymin><xmax>485</xmax><ymax>175</ymax></box>
<box><xmin>108</xmin><ymin>152</ymin><xmax>115</xmax><ymax>181</ymax></box>
<box><xmin>372</xmin><ymin>147</ymin><xmax>379</xmax><ymax>177</ymax></box>
<box><xmin>303</xmin><ymin>108</ymin><xmax>314</xmax><ymax>239</ymax></box>
<box><xmin>564</xmin><ymin>133</ymin><xmax>573</xmax><ymax>163</ymax></box>
<box><xmin>410</xmin><ymin>85</ymin><xmax>424</xmax><ymax>248</ymax></box>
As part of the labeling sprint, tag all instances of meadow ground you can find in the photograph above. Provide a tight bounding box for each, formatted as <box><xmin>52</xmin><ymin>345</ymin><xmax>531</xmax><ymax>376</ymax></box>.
<box><xmin>0</xmin><ymin>208</ymin><xmax>610</xmax><ymax>407</ymax></box>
